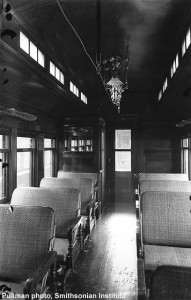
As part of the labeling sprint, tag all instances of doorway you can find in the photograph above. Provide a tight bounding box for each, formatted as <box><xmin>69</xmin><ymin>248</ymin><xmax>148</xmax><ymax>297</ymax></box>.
<box><xmin>114</xmin><ymin>129</ymin><xmax>132</xmax><ymax>203</ymax></box>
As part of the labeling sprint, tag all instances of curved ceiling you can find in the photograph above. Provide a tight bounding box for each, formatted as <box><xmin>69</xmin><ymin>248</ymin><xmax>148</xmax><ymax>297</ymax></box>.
<box><xmin>2</xmin><ymin>0</ymin><xmax>191</xmax><ymax>122</ymax></box>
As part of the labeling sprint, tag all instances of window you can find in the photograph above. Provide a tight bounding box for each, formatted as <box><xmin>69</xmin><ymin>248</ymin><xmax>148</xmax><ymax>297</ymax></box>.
<box><xmin>0</xmin><ymin>134</ymin><xmax>9</xmax><ymax>199</ymax></box>
<box><xmin>158</xmin><ymin>90</ymin><xmax>162</xmax><ymax>101</ymax></box>
<box><xmin>182</xmin><ymin>40</ymin><xmax>186</xmax><ymax>57</ymax></box>
<box><xmin>17</xmin><ymin>137</ymin><xmax>35</xmax><ymax>187</ymax></box>
<box><xmin>49</xmin><ymin>61</ymin><xmax>64</xmax><ymax>85</ymax></box>
<box><xmin>186</xmin><ymin>28</ymin><xmax>191</xmax><ymax>50</ymax></box>
<box><xmin>70</xmin><ymin>81</ymin><xmax>79</xmax><ymax>97</ymax></box>
<box><xmin>171</xmin><ymin>53</ymin><xmax>179</xmax><ymax>78</ymax></box>
<box><xmin>182</xmin><ymin>28</ymin><xmax>191</xmax><ymax>57</ymax></box>
<box><xmin>20</xmin><ymin>31</ymin><xmax>29</xmax><ymax>54</ymax></box>
<box><xmin>162</xmin><ymin>78</ymin><xmax>168</xmax><ymax>93</ymax></box>
<box><xmin>181</xmin><ymin>138</ymin><xmax>189</xmax><ymax>175</ymax></box>
<box><xmin>115</xmin><ymin>130</ymin><xmax>131</xmax><ymax>171</ymax></box>
<box><xmin>20</xmin><ymin>31</ymin><xmax>45</xmax><ymax>67</ymax></box>
<box><xmin>44</xmin><ymin>138</ymin><xmax>56</xmax><ymax>177</ymax></box>
<box><xmin>81</xmin><ymin>92</ymin><xmax>87</xmax><ymax>104</ymax></box>
<box><xmin>30</xmin><ymin>41</ymin><xmax>38</xmax><ymax>61</ymax></box>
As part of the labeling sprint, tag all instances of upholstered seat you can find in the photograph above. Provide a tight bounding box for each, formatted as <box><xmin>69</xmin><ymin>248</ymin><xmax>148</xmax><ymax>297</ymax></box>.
<box><xmin>11</xmin><ymin>187</ymin><xmax>82</xmax><ymax>270</ymax></box>
<box><xmin>0</xmin><ymin>205</ymin><xmax>56</xmax><ymax>299</ymax></box>
<box><xmin>150</xmin><ymin>266</ymin><xmax>191</xmax><ymax>300</ymax></box>
<box><xmin>57</xmin><ymin>171</ymin><xmax>100</xmax><ymax>219</ymax></box>
<box><xmin>40</xmin><ymin>177</ymin><xmax>96</xmax><ymax>236</ymax></box>
<box><xmin>138</xmin><ymin>173</ymin><xmax>188</xmax><ymax>183</ymax></box>
<box><xmin>57</xmin><ymin>170</ymin><xmax>98</xmax><ymax>187</ymax></box>
<box><xmin>144</xmin><ymin>245</ymin><xmax>191</xmax><ymax>271</ymax></box>
<box><xmin>139</xmin><ymin>180</ymin><xmax>191</xmax><ymax>197</ymax></box>
<box><xmin>140</xmin><ymin>191</ymin><xmax>191</xmax><ymax>291</ymax></box>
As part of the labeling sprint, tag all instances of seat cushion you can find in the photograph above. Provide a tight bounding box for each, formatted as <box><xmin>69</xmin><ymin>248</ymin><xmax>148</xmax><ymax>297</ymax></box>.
<box><xmin>144</xmin><ymin>245</ymin><xmax>191</xmax><ymax>271</ymax></box>
<box><xmin>54</xmin><ymin>238</ymin><xmax>69</xmax><ymax>261</ymax></box>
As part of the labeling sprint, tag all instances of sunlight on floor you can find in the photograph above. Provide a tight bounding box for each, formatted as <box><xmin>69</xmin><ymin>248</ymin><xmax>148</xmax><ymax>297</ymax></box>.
<box><xmin>104</xmin><ymin>210</ymin><xmax>137</xmax><ymax>298</ymax></box>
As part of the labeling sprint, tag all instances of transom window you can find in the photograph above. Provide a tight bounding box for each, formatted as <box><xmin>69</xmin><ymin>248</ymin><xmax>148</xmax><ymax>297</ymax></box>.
<box><xmin>81</xmin><ymin>92</ymin><xmax>87</xmax><ymax>104</ymax></box>
<box><xmin>70</xmin><ymin>82</ymin><xmax>79</xmax><ymax>97</ymax></box>
<box><xmin>49</xmin><ymin>61</ymin><xmax>64</xmax><ymax>85</ymax></box>
<box><xmin>20</xmin><ymin>31</ymin><xmax>45</xmax><ymax>67</ymax></box>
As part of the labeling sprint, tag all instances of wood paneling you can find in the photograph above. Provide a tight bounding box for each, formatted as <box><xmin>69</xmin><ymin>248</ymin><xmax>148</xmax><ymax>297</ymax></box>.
<box><xmin>139</xmin><ymin>126</ymin><xmax>181</xmax><ymax>173</ymax></box>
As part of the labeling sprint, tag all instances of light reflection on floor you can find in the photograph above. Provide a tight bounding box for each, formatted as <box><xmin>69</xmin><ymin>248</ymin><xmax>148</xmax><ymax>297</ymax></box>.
<box><xmin>102</xmin><ymin>203</ymin><xmax>137</xmax><ymax>299</ymax></box>
<box><xmin>73</xmin><ymin>202</ymin><xmax>138</xmax><ymax>300</ymax></box>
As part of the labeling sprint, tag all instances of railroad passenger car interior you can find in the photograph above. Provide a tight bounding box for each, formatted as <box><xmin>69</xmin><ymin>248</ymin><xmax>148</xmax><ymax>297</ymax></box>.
<box><xmin>1</xmin><ymin>0</ymin><xmax>191</xmax><ymax>299</ymax></box>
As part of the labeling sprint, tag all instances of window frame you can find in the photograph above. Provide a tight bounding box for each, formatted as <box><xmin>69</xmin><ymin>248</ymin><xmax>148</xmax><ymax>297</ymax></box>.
<box><xmin>181</xmin><ymin>137</ymin><xmax>189</xmax><ymax>176</ymax></box>
<box><xmin>114</xmin><ymin>129</ymin><xmax>132</xmax><ymax>172</ymax></box>
<box><xmin>0</xmin><ymin>134</ymin><xmax>10</xmax><ymax>201</ymax></box>
<box><xmin>20</xmin><ymin>31</ymin><xmax>45</xmax><ymax>68</ymax></box>
<box><xmin>44</xmin><ymin>138</ymin><xmax>56</xmax><ymax>177</ymax></box>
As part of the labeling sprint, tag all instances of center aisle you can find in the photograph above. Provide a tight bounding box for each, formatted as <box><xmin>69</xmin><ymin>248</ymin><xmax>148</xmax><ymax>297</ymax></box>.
<box><xmin>66</xmin><ymin>201</ymin><xmax>138</xmax><ymax>300</ymax></box>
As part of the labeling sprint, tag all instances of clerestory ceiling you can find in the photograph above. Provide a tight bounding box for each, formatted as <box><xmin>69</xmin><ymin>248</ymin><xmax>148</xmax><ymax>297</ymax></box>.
<box><xmin>1</xmin><ymin>0</ymin><xmax>191</xmax><ymax>123</ymax></box>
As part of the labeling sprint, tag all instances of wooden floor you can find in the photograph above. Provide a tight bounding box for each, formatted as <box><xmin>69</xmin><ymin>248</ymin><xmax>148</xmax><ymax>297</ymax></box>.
<box><xmin>66</xmin><ymin>198</ymin><xmax>138</xmax><ymax>299</ymax></box>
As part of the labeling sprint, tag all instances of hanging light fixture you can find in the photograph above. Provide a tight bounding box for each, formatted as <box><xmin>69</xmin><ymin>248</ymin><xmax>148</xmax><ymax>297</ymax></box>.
<box><xmin>102</xmin><ymin>56</ymin><xmax>128</xmax><ymax>113</ymax></box>
<box><xmin>95</xmin><ymin>0</ymin><xmax>129</xmax><ymax>112</ymax></box>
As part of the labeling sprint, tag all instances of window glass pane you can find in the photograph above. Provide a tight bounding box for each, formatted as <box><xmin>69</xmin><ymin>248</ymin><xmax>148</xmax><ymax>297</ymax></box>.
<box><xmin>70</xmin><ymin>82</ymin><xmax>73</xmax><ymax>92</ymax></box>
<box><xmin>0</xmin><ymin>135</ymin><xmax>8</xmax><ymax>149</ymax></box>
<box><xmin>183</xmin><ymin>138</ymin><xmax>188</xmax><ymax>147</ymax></box>
<box><xmin>60</xmin><ymin>72</ymin><xmax>64</xmax><ymax>84</ymax></box>
<box><xmin>50</xmin><ymin>61</ymin><xmax>55</xmax><ymax>76</ymax></box>
<box><xmin>44</xmin><ymin>150</ymin><xmax>53</xmax><ymax>177</ymax></box>
<box><xmin>38</xmin><ymin>50</ymin><xmax>45</xmax><ymax>67</ymax></box>
<box><xmin>182</xmin><ymin>40</ymin><xmax>186</xmax><ymax>56</ymax></box>
<box><xmin>17</xmin><ymin>152</ymin><xmax>32</xmax><ymax>187</ymax></box>
<box><xmin>0</xmin><ymin>154</ymin><xmax>3</xmax><ymax>197</ymax></box>
<box><xmin>170</xmin><ymin>66</ymin><xmax>173</xmax><ymax>77</ymax></box>
<box><xmin>17</xmin><ymin>137</ymin><xmax>34</xmax><ymax>149</ymax></box>
<box><xmin>186</xmin><ymin>28</ymin><xmax>191</xmax><ymax>49</ymax></box>
<box><xmin>158</xmin><ymin>91</ymin><xmax>162</xmax><ymax>101</ymax></box>
<box><xmin>184</xmin><ymin>149</ymin><xmax>189</xmax><ymax>174</ymax></box>
<box><xmin>115</xmin><ymin>151</ymin><xmax>131</xmax><ymax>171</ymax></box>
<box><xmin>55</xmin><ymin>67</ymin><xmax>60</xmax><ymax>80</ymax></box>
<box><xmin>20</xmin><ymin>32</ymin><xmax>29</xmax><ymax>54</ymax></box>
<box><xmin>115</xmin><ymin>130</ymin><xmax>131</xmax><ymax>149</ymax></box>
<box><xmin>30</xmin><ymin>41</ymin><xmax>37</xmax><ymax>61</ymax></box>
<box><xmin>175</xmin><ymin>54</ymin><xmax>179</xmax><ymax>69</ymax></box>
<box><xmin>44</xmin><ymin>138</ymin><xmax>55</xmax><ymax>148</ymax></box>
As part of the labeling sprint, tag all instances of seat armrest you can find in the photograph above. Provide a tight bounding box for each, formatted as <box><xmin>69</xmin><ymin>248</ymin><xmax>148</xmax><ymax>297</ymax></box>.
<box><xmin>93</xmin><ymin>185</ymin><xmax>98</xmax><ymax>192</ymax></box>
<box><xmin>138</xmin><ymin>258</ymin><xmax>146</xmax><ymax>299</ymax></box>
<box><xmin>86</xmin><ymin>197</ymin><xmax>96</xmax><ymax>215</ymax></box>
<box><xmin>67</xmin><ymin>216</ymin><xmax>82</xmax><ymax>243</ymax></box>
<box><xmin>24</xmin><ymin>251</ymin><xmax>57</xmax><ymax>295</ymax></box>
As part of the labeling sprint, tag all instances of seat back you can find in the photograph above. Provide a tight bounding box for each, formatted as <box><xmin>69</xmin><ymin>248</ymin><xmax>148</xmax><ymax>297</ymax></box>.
<box><xmin>40</xmin><ymin>177</ymin><xmax>93</xmax><ymax>215</ymax></box>
<box><xmin>139</xmin><ymin>180</ymin><xmax>191</xmax><ymax>196</ymax></box>
<box><xmin>141</xmin><ymin>191</ymin><xmax>191</xmax><ymax>247</ymax></box>
<box><xmin>0</xmin><ymin>205</ymin><xmax>55</xmax><ymax>280</ymax></box>
<box><xmin>58</xmin><ymin>170</ymin><xmax>98</xmax><ymax>187</ymax></box>
<box><xmin>138</xmin><ymin>173</ymin><xmax>188</xmax><ymax>183</ymax></box>
<box><xmin>150</xmin><ymin>266</ymin><xmax>191</xmax><ymax>300</ymax></box>
<box><xmin>11</xmin><ymin>187</ymin><xmax>81</xmax><ymax>238</ymax></box>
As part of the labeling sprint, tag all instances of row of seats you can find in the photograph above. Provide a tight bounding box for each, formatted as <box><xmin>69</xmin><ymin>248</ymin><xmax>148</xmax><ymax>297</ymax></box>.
<box><xmin>0</xmin><ymin>171</ymin><xmax>99</xmax><ymax>299</ymax></box>
<box><xmin>136</xmin><ymin>173</ymin><xmax>191</xmax><ymax>300</ymax></box>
